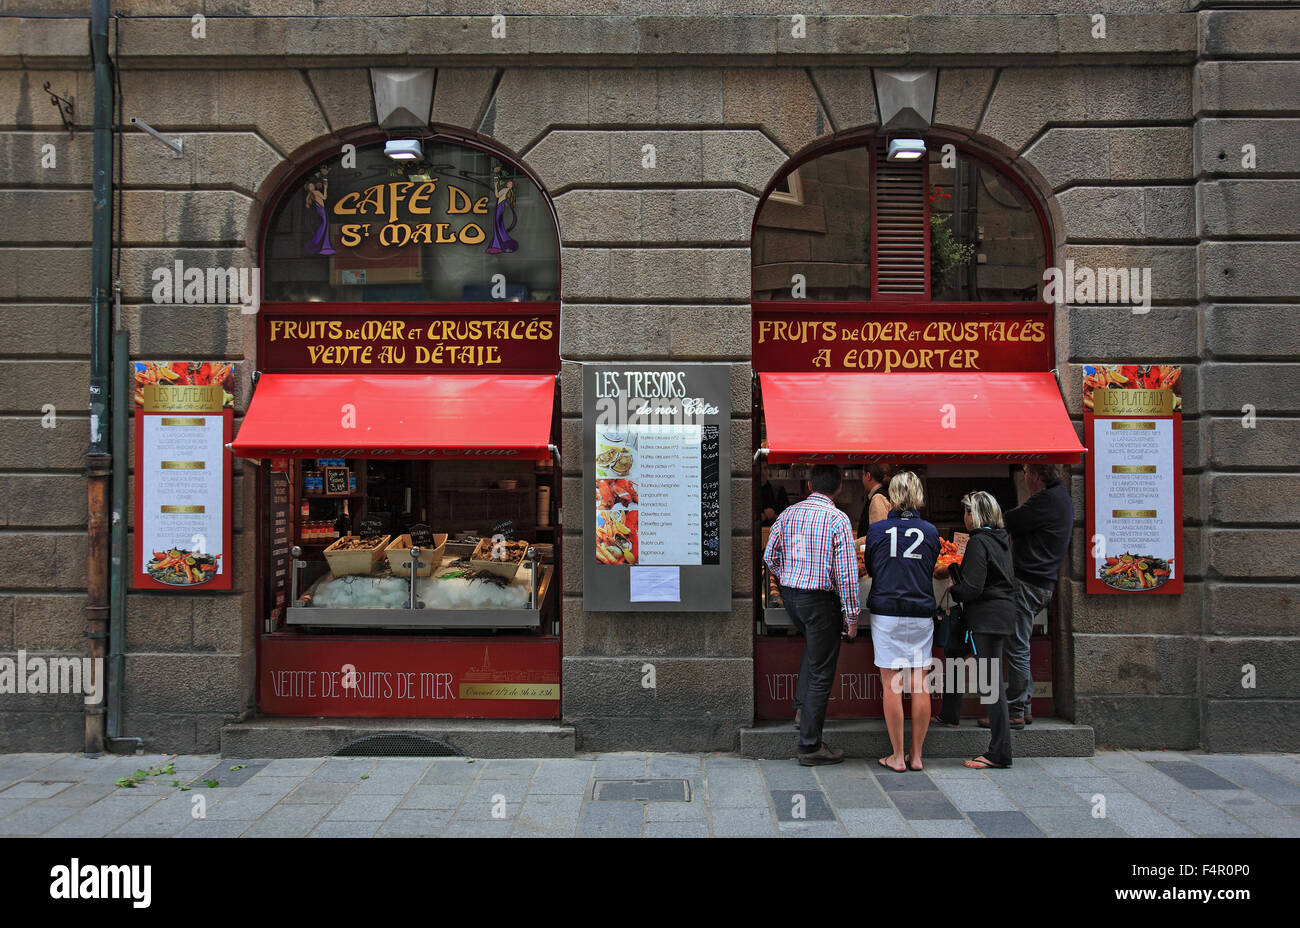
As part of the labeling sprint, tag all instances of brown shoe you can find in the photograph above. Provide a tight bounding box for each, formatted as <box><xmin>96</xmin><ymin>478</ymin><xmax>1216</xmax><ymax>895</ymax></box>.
<box><xmin>978</xmin><ymin>716</ymin><xmax>1025</xmax><ymax>730</ymax></box>
<box><xmin>798</xmin><ymin>743</ymin><xmax>845</xmax><ymax>766</ymax></box>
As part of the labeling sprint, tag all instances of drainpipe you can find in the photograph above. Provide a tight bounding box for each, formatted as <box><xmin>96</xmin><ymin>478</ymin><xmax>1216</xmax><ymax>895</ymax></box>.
<box><xmin>85</xmin><ymin>0</ymin><xmax>114</xmax><ymax>756</ymax></box>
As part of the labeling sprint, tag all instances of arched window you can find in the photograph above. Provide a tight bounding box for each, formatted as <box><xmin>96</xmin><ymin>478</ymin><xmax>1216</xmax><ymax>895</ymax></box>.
<box><xmin>752</xmin><ymin>138</ymin><xmax>1048</xmax><ymax>303</ymax></box>
<box><xmin>261</xmin><ymin>138</ymin><xmax>560</xmax><ymax>304</ymax></box>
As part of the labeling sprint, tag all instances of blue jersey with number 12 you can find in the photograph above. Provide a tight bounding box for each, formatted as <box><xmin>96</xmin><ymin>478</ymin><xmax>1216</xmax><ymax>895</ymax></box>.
<box><xmin>864</xmin><ymin>509</ymin><xmax>941</xmax><ymax>619</ymax></box>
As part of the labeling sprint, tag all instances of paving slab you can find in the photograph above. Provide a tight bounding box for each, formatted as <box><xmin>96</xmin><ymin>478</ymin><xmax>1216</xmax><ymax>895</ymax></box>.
<box><xmin>771</xmin><ymin>788</ymin><xmax>836</xmax><ymax>822</ymax></box>
<box><xmin>241</xmin><ymin>803</ymin><xmax>332</xmax><ymax>838</ymax></box>
<box><xmin>910</xmin><ymin>819</ymin><xmax>981</xmax><ymax>837</ymax></box>
<box><xmin>311</xmin><ymin>820</ymin><xmax>381</xmax><ymax>838</ymax></box>
<box><xmin>325</xmin><ymin>793</ymin><xmax>402</xmax><ymax>821</ymax></box>
<box><xmin>1101</xmin><ymin>793</ymin><xmax>1194</xmax><ymax>838</ymax></box>
<box><xmin>418</xmin><ymin>760</ymin><xmax>481</xmax><ymax>786</ymax></box>
<box><xmin>376</xmin><ymin>810</ymin><xmax>453</xmax><ymax>837</ymax></box>
<box><xmin>889</xmin><ymin>791</ymin><xmax>964</xmax><ymax>821</ymax></box>
<box><xmin>644</xmin><ymin>799</ymin><xmax>707</xmax><ymax>821</ymax></box>
<box><xmin>934</xmin><ymin>778</ymin><xmax>1020</xmax><ymax>812</ymax></box>
<box><xmin>839</xmin><ymin>807</ymin><xmax>911</xmax><ymax>836</ymax></box>
<box><xmin>283</xmin><ymin>780</ymin><xmax>355</xmax><ymax>804</ymax></box>
<box><xmin>646</xmin><ymin>821</ymin><xmax>710</xmax><ymax>838</ymax></box>
<box><xmin>1149</xmin><ymin>760</ymin><xmax>1241</xmax><ymax>791</ymax></box>
<box><xmin>399</xmin><ymin>785</ymin><xmax>471</xmax><ymax>810</ymax></box>
<box><xmin>577</xmin><ymin>800</ymin><xmax>643</xmax><ymax>837</ymax></box>
<box><xmin>779</xmin><ymin>820</ymin><xmax>846</xmax><ymax>837</ymax></box>
<box><xmin>968</xmin><ymin>810</ymin><xmax>1045</xmax><ymax>837</ymax></box>
<box><xmin>0</xmin><ymin>804</ymin><xmax>78</xmax><ymax>835</ymax></box>
<box><xmin>711</xmin><ymin>806</ymin><xmax>779</xmax><ymax>837</ymax></box>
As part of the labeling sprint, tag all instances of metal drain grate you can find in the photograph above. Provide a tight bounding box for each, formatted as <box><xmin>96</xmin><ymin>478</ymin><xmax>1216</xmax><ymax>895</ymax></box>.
<box><xmin>592</xmin><ymin>778</ymin><xmax>691</xmax><ymax>802</ymax></box>
<box><xmin>332</xmin><ymin>733</ymin><xmax>463</xmax><ymax>757</ymax></box>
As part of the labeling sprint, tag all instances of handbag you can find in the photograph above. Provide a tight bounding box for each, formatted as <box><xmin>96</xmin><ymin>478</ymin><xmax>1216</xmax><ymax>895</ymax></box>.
<box><xmin>933</xmin><ymin>588</ymin><xmax>970</xmax><ymax>654</ymax></box>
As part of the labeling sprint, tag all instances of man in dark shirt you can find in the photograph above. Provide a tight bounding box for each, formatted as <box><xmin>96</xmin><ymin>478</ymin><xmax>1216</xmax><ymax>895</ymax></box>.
<box><xmin>759</xmin><ymin>459</ymin><xmax>789</xmax><ymax>527</ymax></box>
<box><xmin>998</xmin><ymin>462</ymin><xmax>1074</xmax><ymax>727</ymax></box>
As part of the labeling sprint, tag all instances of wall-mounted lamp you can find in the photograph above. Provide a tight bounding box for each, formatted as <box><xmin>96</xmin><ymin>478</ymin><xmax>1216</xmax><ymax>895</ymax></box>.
<box><xmin>886</xmin><ymin>138</ymin><xmax>927</xmax><ymax>161</ymax></box>
<box><xmin>384</xmin><ymin>139</ymin><xmax>424</xmax><ymax>162</ymax></box>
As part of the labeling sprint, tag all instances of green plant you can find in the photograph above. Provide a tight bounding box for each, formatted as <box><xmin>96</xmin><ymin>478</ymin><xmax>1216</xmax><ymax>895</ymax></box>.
<box><xmin>930</xmin><ymin>213</ymin><xmax>976</xmax><ymax>290</ymax></box>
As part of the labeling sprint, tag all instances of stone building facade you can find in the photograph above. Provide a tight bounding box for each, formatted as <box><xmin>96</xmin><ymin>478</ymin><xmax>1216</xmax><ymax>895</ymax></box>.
<box><xmin>1</xmin><ymin>1</ymin><xmax>1296</xmax><ymax>755</ymax></box>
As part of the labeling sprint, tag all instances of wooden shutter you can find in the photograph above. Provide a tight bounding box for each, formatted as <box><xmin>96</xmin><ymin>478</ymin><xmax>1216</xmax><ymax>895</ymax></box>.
<box><xmin>871</xmin><ymin>145</ymin><xmax>930</xmax><ymax>300</ymax></box>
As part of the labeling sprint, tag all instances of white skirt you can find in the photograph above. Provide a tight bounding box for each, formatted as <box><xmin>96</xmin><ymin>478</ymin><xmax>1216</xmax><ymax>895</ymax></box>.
<box><xmin>869</xmin><ymin>613</ymin><xmax>934</xmax><ymax>669</ymax></box>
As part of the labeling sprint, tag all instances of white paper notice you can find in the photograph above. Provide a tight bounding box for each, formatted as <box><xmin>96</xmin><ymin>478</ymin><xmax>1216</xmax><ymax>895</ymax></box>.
<box><xmin>629</xmin><ymin>566</ymin><xmax>681</xmax><ymax>602</ymax></box>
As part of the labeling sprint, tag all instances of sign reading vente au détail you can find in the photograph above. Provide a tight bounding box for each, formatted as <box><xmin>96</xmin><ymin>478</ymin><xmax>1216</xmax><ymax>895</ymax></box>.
<box><xmin>257</xmin><ymin>307</ymin><xmax>560</xmax><ymax>374</ymax></box>
<box><xmin>1083</xmin><ymin>364</ymin><xmax>1184</xmax><ymax>596</ymax></box>
<box><xmin>582</xmin><ymin>363</ymin><xmax>731</xmax><ymax>613</ymax></box>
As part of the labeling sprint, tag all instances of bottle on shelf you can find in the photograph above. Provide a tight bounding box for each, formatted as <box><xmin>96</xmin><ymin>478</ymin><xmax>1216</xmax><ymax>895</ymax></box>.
<box><xmin>335</xmin><ymin>500</ymin><xmax>351</xmax><ymax>538</ymax></box>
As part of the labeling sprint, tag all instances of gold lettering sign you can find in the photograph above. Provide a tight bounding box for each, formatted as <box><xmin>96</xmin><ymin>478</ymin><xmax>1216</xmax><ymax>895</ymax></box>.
<box><xmin>161</xmin><ymin>461</ymin><xmax>206</xmax><ymax>470</ymax></box>
<box><xmin>1112</xmin><ymin>465</ymin><xmax>1156</xmax><ymax>473</ymax></box>
<box><xmin>144</xmin><ymin>385</ymin><xmax>225</xmax><ymax>413</ymax></box>
<box><xmin>1093</xmin><ymin>388</ymin><xmax>1173</xmax><ymax>416</ymax></box>
<box><xmin>1112</xmin><ymin>510</ymin><xmax>1157</xmax><ymax>518</ymax></box>
<box><xmin>159</xmin><ymin>417</ymin><xmax>208</xmax><ymax>427</ymax></box>
<box><xmin>161</xmin><ymin>505</ymin><xmax>206</xmax><ymax>513</ymax></box>
<box><xmin>458</xmin><ymin>683</ymin><xmax>560</xmax><ymax>700</ymax></box>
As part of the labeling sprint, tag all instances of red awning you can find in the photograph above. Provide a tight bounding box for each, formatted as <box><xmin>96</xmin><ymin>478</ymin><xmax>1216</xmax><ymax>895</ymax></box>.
<box><xmin>231</xmin><ymin>373</ymin><xmax>555</xmax><ymax>460</ymax></box>
<box><xmin>760</xmin><ymin>372</ymin><xmax>1084</xmax><ymax>464</ymax></box>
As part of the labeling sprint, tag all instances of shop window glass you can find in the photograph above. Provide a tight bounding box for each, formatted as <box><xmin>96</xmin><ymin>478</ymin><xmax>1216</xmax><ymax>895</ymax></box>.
<box><xmin>752</xmin><ymin>147</ymin><xmax>871</xmax><ymax>301</ymax></box>
<box><xmin>927</xmin><ymin>149</ymin><xmax>1045</xmax><ymax>302</ymax></box>
<box><xmin>752</xmin><ymin>142</ymin><xmax>1046</xmax><ymax>303</ymax></box>
<box><xmin>263</xmin><ymin>141</ymin><xmax>559</xmax><ymax>303</ymax></box>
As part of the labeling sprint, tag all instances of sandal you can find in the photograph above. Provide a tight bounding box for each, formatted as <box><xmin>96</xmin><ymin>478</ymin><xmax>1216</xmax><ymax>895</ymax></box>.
<box><xmin>878</xmin><ymin>756</ymin><xmax>907</xmax><ymax>773</ymax></box>
<box><xmin>963</xmin><ymin>756</ymin><xmax>1010</xmax><ymax>769</ymax></box>
<box><xmin>906</xmin><ymin>754</ymin><xmax>923</xmax><ymax>772</ymax></box>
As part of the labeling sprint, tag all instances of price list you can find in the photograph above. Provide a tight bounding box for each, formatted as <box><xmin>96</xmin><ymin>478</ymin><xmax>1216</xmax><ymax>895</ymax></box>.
<box><xmin>700</xmin><ymin>424</ymin><xmax>720</xmax><ymax>565</ymax></box>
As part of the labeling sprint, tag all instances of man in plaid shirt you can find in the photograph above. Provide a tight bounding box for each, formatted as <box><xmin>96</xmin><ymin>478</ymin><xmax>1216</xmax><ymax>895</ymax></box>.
<box><xmin>764</xmin><ymin>463</ymin><xmax>860</xmax><ymax>765</ymax></box>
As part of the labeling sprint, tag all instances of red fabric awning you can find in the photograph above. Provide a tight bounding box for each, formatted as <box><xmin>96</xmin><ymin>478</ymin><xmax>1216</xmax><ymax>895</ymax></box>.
<box><xmin>232</xmin><ymin>373</ymin><xmax>556</xmax><ymax>460</ymax></box>
<box><xmin>760</xmin><ymin>372</ymin><xmax>1085</xmax><ymax>464</ymax></box>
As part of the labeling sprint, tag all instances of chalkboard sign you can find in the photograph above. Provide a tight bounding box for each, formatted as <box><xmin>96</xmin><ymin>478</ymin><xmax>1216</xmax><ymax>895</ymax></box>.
<box><xmin>492</xmin><ymin>518</ymin><xmax>516</xmax><ymax>541</ymax></box>
<box><xmin>701</xmin><ymin>424</ymin><xmax>721</xmax><ymax>565</ymax></box>
<box><xmin>359</xmin><ymin>515</ymin><xmax>386</xmax><ymax>537</ymax></box>
<box><xmin>408</xmin><ymin>522</ymin><xmax>433</xmax><ymax>546</ymax></box>
<box><xmin>323</xmin><ymin>466</ymin><xmax>350</xmax><ymax>496</ymax></box>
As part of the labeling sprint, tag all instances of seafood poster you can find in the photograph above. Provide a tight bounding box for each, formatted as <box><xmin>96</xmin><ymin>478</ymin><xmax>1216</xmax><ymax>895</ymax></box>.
<box><xmin>1083</xmin><ymin>364</ymin><xmax>1183</xmax><ymax>595</ymax></box>
<box><xmin>133</xmin><ymin>362</ymin><xmax>235</xmax><ymax>591</ymax></box>
<box><xmin>583</xmin><ymin>363</ymin><xmax>731</xmax><ymax>612</ymax></box>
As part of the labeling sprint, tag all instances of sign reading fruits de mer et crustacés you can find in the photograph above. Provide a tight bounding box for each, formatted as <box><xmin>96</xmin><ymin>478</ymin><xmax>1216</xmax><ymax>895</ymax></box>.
<box><xmin>752</xmin><ymin>304</ymin><xmax>1053</xmax><ymax>373</ymax></box>
<box><xmin>257</xmin><ymin>307</ymin><xmax>560</xmax><ymax>374</ymax></box>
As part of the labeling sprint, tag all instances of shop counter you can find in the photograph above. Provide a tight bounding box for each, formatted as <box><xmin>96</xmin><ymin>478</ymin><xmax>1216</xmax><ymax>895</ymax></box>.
<box><xmin>287</xmin><ymin>561</ymin><xmax>553</xmax><ymax>629</ymax></box>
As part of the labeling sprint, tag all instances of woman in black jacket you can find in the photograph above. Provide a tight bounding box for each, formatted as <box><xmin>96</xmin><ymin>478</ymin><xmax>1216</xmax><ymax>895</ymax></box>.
<box><xmin>934</xmin><ymin>491</ymin><xmax>1017</xmax><ymax>768</ymax></box>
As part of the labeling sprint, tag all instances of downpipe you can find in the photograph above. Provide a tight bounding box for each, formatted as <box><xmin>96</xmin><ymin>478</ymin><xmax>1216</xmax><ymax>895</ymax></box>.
<box><xmin>84</xmin><ymin>0</ymin><xmax>114</xmax><ymax>757</ymax></box>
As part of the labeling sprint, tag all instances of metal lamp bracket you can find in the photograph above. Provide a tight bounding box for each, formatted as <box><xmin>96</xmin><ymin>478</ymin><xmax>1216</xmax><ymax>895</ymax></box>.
<box><xmin>129</xmin><ymin>117</ymin><xmax>183</xmax><ymax>158</ymax></box>
<box><xmin>43</xmin><ymin>82</ymin><xmax>75</xmax><ymax>138</ymax></box>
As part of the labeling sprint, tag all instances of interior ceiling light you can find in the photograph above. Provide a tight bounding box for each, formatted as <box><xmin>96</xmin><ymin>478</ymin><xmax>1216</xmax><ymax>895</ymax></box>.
<box><xmin>887</xmin><ymin>138</ymin><xmax>926</xmax><ymax>161</ymax></box>
<box><xmin>384</xmin><ymin>139</ymin><xmax>423</xmax><ymax>161</ymax></box>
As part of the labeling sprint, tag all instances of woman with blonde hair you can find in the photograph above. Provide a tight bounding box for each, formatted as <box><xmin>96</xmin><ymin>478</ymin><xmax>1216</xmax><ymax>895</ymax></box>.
<box><xmin>861</xmin><ymin>470</ymin><xmax>940</xmax><ymax>771</ymax></box>
<box><xmin>934</xmin><ymin>490</ymin><xmax>1017</xmax><ymax>769</ymax></box>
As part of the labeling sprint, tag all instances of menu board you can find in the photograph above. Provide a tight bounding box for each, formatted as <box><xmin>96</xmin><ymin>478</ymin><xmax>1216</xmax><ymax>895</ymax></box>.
<box><xmin>1083</xmin><ymin>364</ymin><xmax>1183</xmax><ymax>595</ymax></box>
<box><xmin>133</xmin><ymin>361</ymin><xmax>235</xmax><ymax>591</ymax></box>
<box><xmin>583</xmin><ymin>364</ymin><xmax>731</xmax><ymax>611</ymax></box>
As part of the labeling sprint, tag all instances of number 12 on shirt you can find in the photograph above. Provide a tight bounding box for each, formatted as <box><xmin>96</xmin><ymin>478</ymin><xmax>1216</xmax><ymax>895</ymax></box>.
<box><xmin>886</xmin><ymin>526</ymin><xmax>925</xmax><ymax>559</ymax></box>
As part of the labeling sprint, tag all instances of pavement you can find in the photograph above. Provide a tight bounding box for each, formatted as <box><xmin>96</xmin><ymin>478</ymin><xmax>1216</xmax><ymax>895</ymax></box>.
<box><xmin>0</xmin><ymin>749</ymin><xmax>1298</xmax><ymax>838</ymax></box>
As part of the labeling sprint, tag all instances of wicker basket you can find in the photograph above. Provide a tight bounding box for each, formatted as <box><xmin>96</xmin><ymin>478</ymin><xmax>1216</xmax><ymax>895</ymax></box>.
<box><xmin>322</xmin><ymin>535</ymin><xmax>391</xmax><ymax>578</ymax></box>
<box><xmin>385</xmin><ymin>533</ymin><xmax>447</xmax><ymax>578</ymax></box>
<box><xmin>470</xmin><ymin>537</ymin><xmax>525</xmax><ymax>580</ymax></box>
